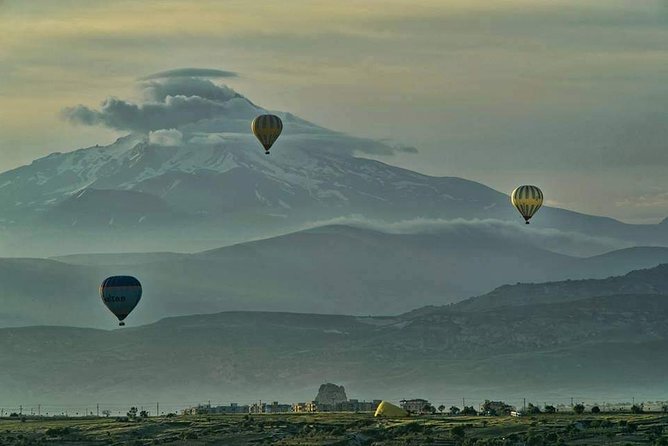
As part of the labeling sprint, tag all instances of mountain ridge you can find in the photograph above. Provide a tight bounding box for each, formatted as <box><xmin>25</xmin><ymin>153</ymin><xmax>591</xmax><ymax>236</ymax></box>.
<box><xmin>449</xmin><ymin>263</ymin><xmax>668</xmax><ymax>312</ymax></box>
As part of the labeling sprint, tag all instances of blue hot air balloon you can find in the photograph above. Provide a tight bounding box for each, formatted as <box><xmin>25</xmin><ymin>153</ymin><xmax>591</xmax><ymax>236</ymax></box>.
<box><xmin>100</xmin><ymin>276</ymin><xmax>142</xmax><ymax>326</ymax></box>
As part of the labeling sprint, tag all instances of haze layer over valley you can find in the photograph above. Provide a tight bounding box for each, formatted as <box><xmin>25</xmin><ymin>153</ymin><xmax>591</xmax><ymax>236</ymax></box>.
<box><xmin>1</xmin><ymin>265</ymin><xmax>668</xmax><ymax>405</ymax></box>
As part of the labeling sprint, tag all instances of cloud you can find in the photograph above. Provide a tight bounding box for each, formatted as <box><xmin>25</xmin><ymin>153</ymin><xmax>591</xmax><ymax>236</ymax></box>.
<box><xmin>188</xmin><ymin>133</ymin><xmax>226</xmax><ymax>145</ymax></box>
<box><xmin>60</xmin><ymin>71</ymin><xmax>414</xmax><ymax>157</ymax></box>
<box><xmin>63</xmin><ymin>95</ymin><xmax>224</xmax><ymax>132</ymax></box>
<box><xmin>297</xmin><ymin>216</ymin><xmax>632</xmax><ymax>257</ymax></box>
<box><xmin>149</xmin><ymin>129</ymin><xmax>183</xmax><ymax>146</ymax></box>
<box><xmin>140</xmin><ymin>68</ymin><xmax>238</xmax><ymax>80</ymax></box>
<box><xmin>142</xmin><ymin>77</ymin><xmax>239</xmax><ymax>102</ymax></box>
<box><xmin>62</xmin><ymin>77</ymin><xmax>243</xmax><ymax>132</ymax></box>
<box><xmin>616</xmin><ymin>190</ymin><xmax>668</xmax><ymax>209</ymax></box>
<box><xmin>377</xmin><ymin>140</ymin><xmax>419</xmax><ymax>154</ymax></box>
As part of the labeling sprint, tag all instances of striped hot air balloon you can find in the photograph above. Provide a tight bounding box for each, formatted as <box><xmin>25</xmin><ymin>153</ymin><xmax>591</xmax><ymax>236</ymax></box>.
<box><xmin>511</xmin><ymin>185</ymin><xmax>543</xmax><ymax>224</ymax></box>
<box><xmin>100</xmin><ymin>276</ymin><xmax>142</xmax><ymax>326</ymax></box>
<box><xmin>251</xmin><ymin>114</ymin><xmax>283</xmax><ymax>154</ymax></box>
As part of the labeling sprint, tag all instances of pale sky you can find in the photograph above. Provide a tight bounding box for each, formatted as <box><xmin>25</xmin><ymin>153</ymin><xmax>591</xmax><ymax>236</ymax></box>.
<box><xmin>0</xmin><ymin>0</ymin><xmax>666</xmax><ymax>223</ymax></box>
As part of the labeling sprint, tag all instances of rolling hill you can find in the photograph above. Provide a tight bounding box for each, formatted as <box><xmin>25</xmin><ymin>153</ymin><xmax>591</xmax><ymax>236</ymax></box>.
<box><xmin>0</xmin><ymin>227</ymin><xmax>667</xmax><ymax>328</ymax></box>
<box><xmin>1</xmin><ymin>286</ymin><xmax>667</xmax><ymax>405</ymax></box>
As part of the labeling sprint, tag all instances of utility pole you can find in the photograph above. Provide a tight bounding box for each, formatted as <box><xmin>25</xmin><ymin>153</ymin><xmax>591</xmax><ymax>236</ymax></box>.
<box><xmin>19</xmin><ymin>405</ymin><xmax>22</xmax><ymax>415</ymax></box>
<box><xmin>523</xmin><ymin>398</ymin><xmax>526</xmax><ymax>412</ymax></box>
<box><xmin>157</xmin><ymin>402</ymin><xmax>159</xmax><ymax>417</ymax></box>
<box><xmin>462</xmin><ymin>397</ymin><xmax>465</xmax><ymax>408</ymax></box>
<box><xmin>96</xmin><ymin>404</ymin><xmax>99</xmax><ymax>417</ymax></box>
<box><xmin>38</xmin><ymin>405</ymin><xmax>40</xmax><ymax>416</ymax></box>
<box><xmin>570</xmin><ymin>397</ymin><xmax>573</xmax><ymax>407</ymax></box>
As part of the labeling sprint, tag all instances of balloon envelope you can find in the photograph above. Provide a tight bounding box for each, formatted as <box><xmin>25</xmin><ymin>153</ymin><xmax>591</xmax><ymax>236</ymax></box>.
<box><xmin>100</xmin><ymin>276</ymin><xmax>142</xmax><ymax>326</ymax></box>
<box><xmin>374</xmin><ymin>401</ymin><xmax>408</xmax><ymax>417</ymax></box>
<box><xmin>511</xmin><ymin>185</ymin><xmax>543</xmax><ymax>224</ymax></box>
<box><xmin>251</xmin><ymin>114</ymin><xmax>283</xmax><ymax>154</ymax></box>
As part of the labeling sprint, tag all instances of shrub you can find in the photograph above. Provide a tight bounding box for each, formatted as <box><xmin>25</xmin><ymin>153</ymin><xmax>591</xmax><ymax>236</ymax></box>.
<box><xmin>451</xmin><ymin>425</ymin><xmax>466</xmax><ymax>439</ymax></box>
<box><xmin>45</xmin><ymin>427</ymin><xmax>71</xmax><ymax>436</ymax></box>
<box><xmin>546</xmin><ymin>432</ymin><xmax>559</xmax><ymax>442</ymax></box>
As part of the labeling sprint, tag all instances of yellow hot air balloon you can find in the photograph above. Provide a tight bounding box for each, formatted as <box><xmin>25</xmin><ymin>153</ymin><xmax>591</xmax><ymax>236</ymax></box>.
<box><xmin>374</xmin><ymin>401</ymin><xmax>409</xmax><ymax>418</ymax></box>
<box><xmin>251</xmin><ymin>114</ymin><xmax>283</xmax><ymax>154</ymax></box>
<box><xmin>511</xmin><ymin>185</ymin><xmax>543</xmax><ymax>224</ymax></box>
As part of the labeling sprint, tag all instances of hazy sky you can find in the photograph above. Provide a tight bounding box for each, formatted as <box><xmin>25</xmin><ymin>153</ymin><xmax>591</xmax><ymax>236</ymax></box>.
<box><xmin>0</xmin><ymin>0</ymin><xmax>666</xmax><ymax>223</ymax></box>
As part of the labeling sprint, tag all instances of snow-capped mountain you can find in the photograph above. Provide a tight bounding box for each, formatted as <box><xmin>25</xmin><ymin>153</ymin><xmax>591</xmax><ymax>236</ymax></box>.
<box><xmin>0</xmin><ymin>82</ymin><xmax>665</xmax><ymax>256</ymax></box>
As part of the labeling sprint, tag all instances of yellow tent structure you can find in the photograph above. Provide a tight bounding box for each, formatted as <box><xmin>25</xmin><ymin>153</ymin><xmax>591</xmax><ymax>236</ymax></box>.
<box><xmin>374</xmin><ymin>401</ymin><xmax>409</xmax><ymax>418</ymax></box>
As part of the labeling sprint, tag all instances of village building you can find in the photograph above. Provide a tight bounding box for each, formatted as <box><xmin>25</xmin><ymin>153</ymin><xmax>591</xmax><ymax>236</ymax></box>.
<box><xmin>400</xmin><ymin>399</ymin><xmax>431</xmax><ymax>414</ymax></box>
<box><xmin>292</xmin><ymin>401</ymin><xmax>318</xmax><ymax>413</ymax></box>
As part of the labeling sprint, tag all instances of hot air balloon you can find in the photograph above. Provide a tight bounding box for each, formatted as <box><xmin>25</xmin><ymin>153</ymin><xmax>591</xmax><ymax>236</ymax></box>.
<box><xmin>511</xmin><ymin>185</ymin><xmax>543</xmax><ymax>224</ymax></box>
<box><xmin>100</xmin><ymin>276</ymin><xmax>142</xmax><ymax>326</ymax></box>
<box><xmin>374</xmin><ymin>401</ymin><xmax>408</xmax><ymax>418</ymax></box>
<box><xmin>251</xmin><ymin>114</ymin><xmax>283</xmax><ymax>154</ymax></box>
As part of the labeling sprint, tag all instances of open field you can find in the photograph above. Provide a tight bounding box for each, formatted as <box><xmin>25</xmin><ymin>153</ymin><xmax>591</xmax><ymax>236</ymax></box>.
<box><xmin>0</xmin><ymin>412</ymin><xmax>668</xmax><ymax>445</ymax></box>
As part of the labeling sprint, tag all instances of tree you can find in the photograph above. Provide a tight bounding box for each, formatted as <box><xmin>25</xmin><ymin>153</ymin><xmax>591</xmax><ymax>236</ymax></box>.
<box><xmin>139</xmin><ymin>410</ymin><xmax>149</xmax><ymax>418</ymax></box>
<box><xmin>127</xmin><ymin>407</ymin><xmax>138</xmax><ymax>419</ymax></box>
<box><xmin>481</xmin><ymin>400</ymin><xmax>513</xmax><ymax>416</ymax></box>
<box><xmin>526</xmin><ymin>403</ymin><xmax>541</xmax><ymax>415</ymax></box>
<box><xmin>461</xmin><ymin>406</ymin><xmax>478</xmax><ymax>416</ymax></box>
<box><xmin>631</xmin><ymin>404</ymin><xmax>644</xmax><ymax>414</ymax></box>
<box><xmin>573</xmin><ymin>404</ymin><xmax>585</xmax><ymax>415</ymax></box>
<box><xmin>449</xmin><ymin>406</ymin><xmax>460</xmax><ymax>415</ymax></box>
<box><xmin>438</xmin><ymin>405</ymin><xmax>445</xmax><ymax>414</ymax></box>
<box><xmin>102</xmin><ymin>410</ymin><xmax>111</xmax><ymax>418</ymax></box>
<box><xmin>422</xmin><ymin>404</ymin><xmax>436</xmax><ymax>415</ymax></box>
<box><xmin>591</xmin><ymin>406</ymin><xmax>600</xmax><ymax>414</ymax></box>
<box><xmin>544</xmin><ymin>405</ymin><xmax>556</xmax><ymax>414</ymax></box>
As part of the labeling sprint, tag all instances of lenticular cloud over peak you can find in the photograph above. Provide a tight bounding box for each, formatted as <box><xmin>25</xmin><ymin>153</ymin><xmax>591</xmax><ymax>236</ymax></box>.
<box><xmin>142</xmin><ymin>77</ymin><xmax>240</xmax><ymax>103</ymax></box>
<box><xmin>58</xmin><ymin>69</ymin><xmax>412</xmax><ymax>157</ymax></box>
<box><xmin>140</xmin><ymin>68</ymin><xmax>239</xmax><ymax>80</ymax></box>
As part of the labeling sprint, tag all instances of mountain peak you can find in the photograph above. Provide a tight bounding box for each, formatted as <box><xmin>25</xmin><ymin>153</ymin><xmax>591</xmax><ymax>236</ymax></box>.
<box><xmin>0</xmin><ymin>69</ymin><xmax>666</xmax><ymax>256</ymax></box>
